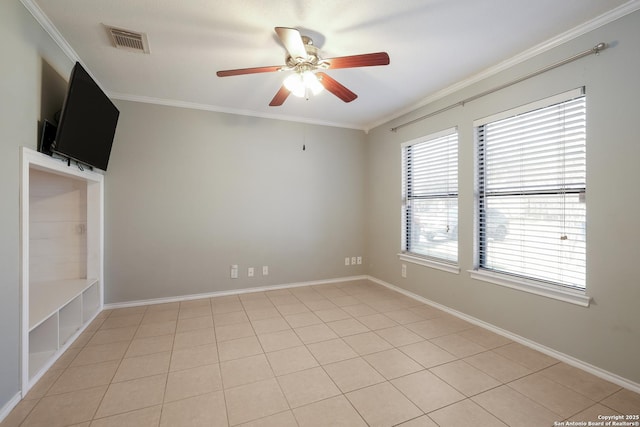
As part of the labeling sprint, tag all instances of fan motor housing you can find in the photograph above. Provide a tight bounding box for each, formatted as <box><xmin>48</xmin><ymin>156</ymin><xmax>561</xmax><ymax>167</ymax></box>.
<box><xmin>285</xmin><ymin>36</ymin><xmax>325</xmax><ymax>70</ymax></box>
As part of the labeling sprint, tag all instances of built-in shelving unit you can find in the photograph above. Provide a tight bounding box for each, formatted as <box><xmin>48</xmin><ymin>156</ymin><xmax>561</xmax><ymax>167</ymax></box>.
<box><xmin>20</xmin><ymin>147</ymin><xmax>103</xmax><ymax>393</ymax></box>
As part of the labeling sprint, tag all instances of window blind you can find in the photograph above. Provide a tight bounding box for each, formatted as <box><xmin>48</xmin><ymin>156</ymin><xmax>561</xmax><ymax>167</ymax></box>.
<box><xmin>477</xmin><ymin>89</ymin><xmax>586</xmax><ymax>289</ymax></box>
<box><xmin>403</xmin><ymin>129</ymin><xmax>458</xmax><ymax>263</ymax></box>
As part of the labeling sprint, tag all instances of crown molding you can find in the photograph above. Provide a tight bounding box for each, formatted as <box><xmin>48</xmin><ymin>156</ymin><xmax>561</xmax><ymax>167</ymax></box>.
<box><xmin>366</xmin><ymin>0</ymin><xmax>640</xmax><ymax>132</ymax></box>
<box><xmin>19</xmin><ymin>0</ymin><xmax>80</xmax><ymax>63</ymax></box>
<box><xmin>20</xmin><ymin>0</ymin><xmax>640</xmax><ymax>133</ymax></box>
<box><xmin>19</xmin><ymin>0</ymin><xmax>364</xmax><ymax>131</ymax></box>
<box><xmin>110</xmin><ymin>92</ymin><xmax>366</xmax><ymax>131</ymax></box>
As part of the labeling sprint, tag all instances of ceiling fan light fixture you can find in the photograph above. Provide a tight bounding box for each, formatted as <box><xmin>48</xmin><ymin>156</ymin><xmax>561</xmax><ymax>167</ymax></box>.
<box><xmin>217</xmin><ymin>27</ymin><xmax>389</xmax><ymax>106</ymax></box>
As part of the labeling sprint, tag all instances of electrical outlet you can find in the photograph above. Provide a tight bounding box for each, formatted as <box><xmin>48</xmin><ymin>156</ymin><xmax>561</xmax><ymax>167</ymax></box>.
<box><xmin>262</xmin><ymin>265</ymin><xmax>269</xmax><ymax>276</ymax></box>
<box><xmin>345</xmin><ymin>257</ymin><xmax>350</xmax><ymax>266</ymax></box>
<box><xmin>351</xmin><ymin>256</ymin><xmax>357</xmax><ymax>265</ymax></box>
<box><xmin>357</xmin><ymin>256</ymin><xmax>362</xmax><ymax>265</ymax></box>
<box><xmin>248</xmin><ymin>267</ymin><xmax>254</xmax><ymax>277</ymax></box>
<box><xmin>401</xmin><ymin>264</ymin><xmax>407</xmax><ymax>278</ymax></box>
<box><xmin>231</xmin><ymin>264</ymin><xmax>238</xmax><ymax>279</ymax></box>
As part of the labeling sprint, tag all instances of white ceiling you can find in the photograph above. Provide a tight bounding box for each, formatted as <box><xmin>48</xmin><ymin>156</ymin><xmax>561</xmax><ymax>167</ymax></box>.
<box><xmin>25</xmin><ymin>0</ymin><xmax>638</xmax><ymax>131</ymax></box>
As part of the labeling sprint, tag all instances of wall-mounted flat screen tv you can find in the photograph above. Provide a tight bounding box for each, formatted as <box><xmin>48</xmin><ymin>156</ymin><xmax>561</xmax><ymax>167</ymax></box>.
<box><xmin>52</xmin><ymin>62</ymin><xmax>119</xmax><ymax>171</ymax></box>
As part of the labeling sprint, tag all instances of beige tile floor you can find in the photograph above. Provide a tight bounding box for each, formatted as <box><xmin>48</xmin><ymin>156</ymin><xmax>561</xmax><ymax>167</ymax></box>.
<box><xmin>3</xmin><ymin>280</ymin><xmax>640</xmax><ymax>427</ymax></box>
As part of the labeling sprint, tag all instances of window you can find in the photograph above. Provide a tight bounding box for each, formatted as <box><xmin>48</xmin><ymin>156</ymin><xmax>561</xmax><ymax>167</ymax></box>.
<box><xmin>402</xmin><ymin>128</ymin><xmax>458</xmax><ymax>267</ymax></box>
<box><xmin>475</xmin><ymin>88</ymin><xmax>586</xmax><ymax>291</ymax></box>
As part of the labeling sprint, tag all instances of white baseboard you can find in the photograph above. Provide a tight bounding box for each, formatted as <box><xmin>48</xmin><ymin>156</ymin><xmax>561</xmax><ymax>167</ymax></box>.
<box><xmin>6</xmin><ymin>273</ymin><xmax>636</xmax><ymax>424</ymax></box>
<box><xmin>103</xmin><ymin>273</ymin><xmax>638</xmax><ymax>394</ymax></box>
<box><xmin>104</xmin><ymin>275</ymin><xmax>369</xmax><ymax>310</ymax></box>
<box><xmin>367</xmin><ymin>275</ymin><xmax>640</xmax><ymax>394</ymax></box>
<box><xmin>0</xmin><ymin>392</ymin><xmax>21</xmax><ymax>424</ymax></box>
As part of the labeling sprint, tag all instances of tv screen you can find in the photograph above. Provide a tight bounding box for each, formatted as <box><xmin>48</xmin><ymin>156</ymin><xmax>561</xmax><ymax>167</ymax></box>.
<box><xmin>53</xmin><ymin>62</ymin><xmax>119</xmax><ymax>171</ymax></box>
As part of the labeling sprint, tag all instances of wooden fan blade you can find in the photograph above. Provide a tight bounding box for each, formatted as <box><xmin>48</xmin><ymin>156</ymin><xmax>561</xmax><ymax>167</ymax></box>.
<box><xmin>326</xmin><ymin>52</ymin><xmax>390</xmax><ymax>69</ymax></box>
<box><xmin>316</xmin><ymin>72</ymin><xmax>357</xmax><ymax>103</ymax></box>
<box><xmin>275</xmin><ymin>27</ymin><xmax>307</xmax><ymax>61</ymax></box>
<box><xmin>217</xmin><ymin>65</ymin><xmax>282</xmax><ymax>77</ymax></box>
<box><xmin>269</xmin><ymin>85</ymin><xmax>291</xmax><ymax>106</ymax></box>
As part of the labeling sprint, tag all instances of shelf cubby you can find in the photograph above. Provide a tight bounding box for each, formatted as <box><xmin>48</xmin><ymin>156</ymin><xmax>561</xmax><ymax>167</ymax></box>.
<box><xmin>59</xmin><ymin>294</ymin><xmax>82</xmax><ymax>347</ymax></box>
<box><xmin>28</xmin><ymin>314</ymin><xmax>58</xmax><ymax>379</ymax></box>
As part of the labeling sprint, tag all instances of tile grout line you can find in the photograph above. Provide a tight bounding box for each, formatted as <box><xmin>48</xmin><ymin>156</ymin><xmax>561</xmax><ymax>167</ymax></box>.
<box><xmin>13</xmin><ymin>280</ymin><xmax>640</xmax><ymax>427</ymax></box>
<box><xmin>208</xmin><ymin>297</ymin><xmax>232</xmax><ymax>427</ymax></box>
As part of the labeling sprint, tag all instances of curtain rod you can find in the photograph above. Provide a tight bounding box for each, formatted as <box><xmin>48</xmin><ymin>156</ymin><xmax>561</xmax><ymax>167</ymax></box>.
<box><xmin>390</xmin><ymin>42</ymin><xmax>607</xmax><ymax>132</ymax></box>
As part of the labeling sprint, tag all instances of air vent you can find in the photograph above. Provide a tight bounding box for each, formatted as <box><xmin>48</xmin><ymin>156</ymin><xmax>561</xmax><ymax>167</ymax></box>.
<box><xmin>107</xmin><ymin>26</ymin><xmax>150</xmax><ymax>54</ymax></box>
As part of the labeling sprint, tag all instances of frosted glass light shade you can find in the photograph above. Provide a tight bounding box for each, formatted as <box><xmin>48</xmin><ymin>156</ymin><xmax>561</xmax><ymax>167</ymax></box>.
<box><xmin>283</xmin><ymin>71</ymin><xmax>324</xmax><ymax>98</ymax></box>
<box><xmin>283</xmin><ymin>73</ymin><xmax>306</xmax><ymax>97</ymax></box>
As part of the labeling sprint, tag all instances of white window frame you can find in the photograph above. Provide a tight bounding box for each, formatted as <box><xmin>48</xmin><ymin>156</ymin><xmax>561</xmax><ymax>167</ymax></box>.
<box><xmin>399</xmin><ymin>127</ymin><xmax>460</xmax><ymax>274</ymax></box>
<box><xmin>470</xmin><ymin>88</ymin><xmax>590</xmax><ymax>307</ymax></box>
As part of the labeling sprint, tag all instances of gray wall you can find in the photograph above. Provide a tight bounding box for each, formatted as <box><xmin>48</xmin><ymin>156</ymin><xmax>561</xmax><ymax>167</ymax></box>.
<box><xmin>0</xmin><ymin>0</ymin><xmax>73</xmax><ymax>411</ymax></box>
<box><xmin>2</xmin><ymin>0</ymin><xmax>639</xmax><ymax>415</ymax></box>
<box><xmin>366</xmin><ymin>10</ymin><xmax>640</xmax><ymax>383</ymax></box>
<box><xmin>105</xmin><ymin>102</ymin><xmax>367</xmax><ymax>303</ymax></box>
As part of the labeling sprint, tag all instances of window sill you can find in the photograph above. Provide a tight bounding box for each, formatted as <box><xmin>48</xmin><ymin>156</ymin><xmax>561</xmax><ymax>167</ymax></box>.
<box><xmin>468</xmin><ymin>269</ymin><xmax>591</xmax><ymax>307</ymax></box>
<box><xmin>398</xmin><ymin>253</ymin><xmax>460</xmax><ymax>274</ymax></box>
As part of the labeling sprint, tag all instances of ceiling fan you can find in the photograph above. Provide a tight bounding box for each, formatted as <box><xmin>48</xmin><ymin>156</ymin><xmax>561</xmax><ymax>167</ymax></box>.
<box><xmin>216</xmin><ymin>27</ymin><xmax>390</xmax><ymax>106</ymax></box>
